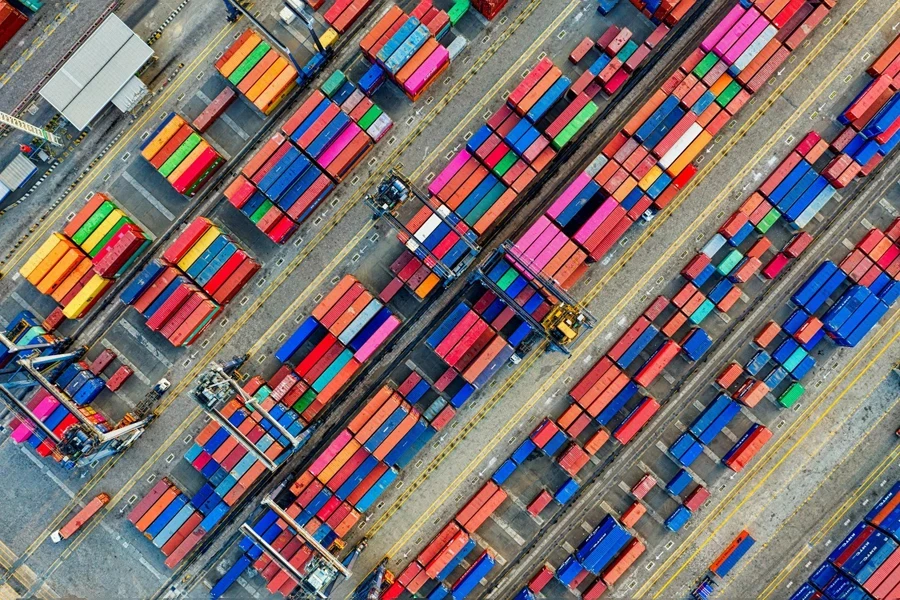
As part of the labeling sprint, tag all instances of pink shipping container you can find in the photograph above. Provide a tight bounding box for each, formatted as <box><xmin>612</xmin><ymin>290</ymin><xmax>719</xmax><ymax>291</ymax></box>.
<box><xmin>714</xmin><ymin>8</ymin><xmax>761</xmax><ymax>59</ymax></box>
<box><xmin>404</xmin><ymin>46</ymin><xmax>449</xmax><ymax>97</ymax></box>
<box><xmin>573</xmin><ymin>198</ymin><xmax>617</xmax><ymax>246</ymax></box>
<box><xmin>428</xmin><ymin>151</ymin><xmax>470</xmax><ymax>196</ymax></box>
<box><xmin>309</xmin><ymin>430</ymin><xmax>352</xmax><ymax>476</ymax></box>
<box><xmin>318</xmin><ymin>123</ymin><xmax>362</xmax><ymax>167</ymax></box>
<box><xmin>354</xmin><ymin>315</ymin><xmax>401</xmax><ymax>362</ymax></box>
<box><xmin>723</xmin><ymin>14</ymin><xmax>770</xmax><ymax>65</ymax></box>
<box><xmin>701</xmin><ymin>5</ymin><xmax>746</xmax><ymax>52</ymax></box>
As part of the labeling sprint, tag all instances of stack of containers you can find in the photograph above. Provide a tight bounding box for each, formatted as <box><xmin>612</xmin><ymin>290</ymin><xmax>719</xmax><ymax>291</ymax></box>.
<box><xmin>792</xmin><ymin>481</ymin><xmax>900</xmax><ymax>600</ymax></box>
<box><xmin>214</xmin><ymin>29</ymin><xmax>299</xmax><ymax>115</ymax></box>
<box><xmin>323</xmin><ymin>0</ymin><xmax>374</xmax><ymax>33</ymax></box>
<box><xmin>274</xmin><ymin>275</ymin><xmax>402</xmax><ymax>422</ymax></box>
<box><xmin>569</xmin><ymin>26</ymin><xmax>658</xmax><ymax>98</ymax></box>
<box><xmin>225</xmin><ymin>82</ymin><xmax>389</xmax><ymax>244</ymax></box>
<box><xmin>629</xmin><ymin>0</ymin><xmax>697</xmax><ymax>27</ymax></box>
<box><xmin>140</xmin><ymin>114</ymin><xmax>225</xmax><ymax>197</ymax></box>
<box><xmin>128</xmin><ymin>479</ymin><xmax>209</xmax><ymax>565</ymax></box>
<box><xmin>159</xmin><ymin>373</ymin><xmax>306</xmax><ymax>568</ymax></box>
<box><xmin>359</xmin><ymin>5</ymin><xmax>450</xmax><ymax>100</ymax></box>
<box><xmin>0</xmin><ymin>1</ymin><xmax>27</xmax><ymax>50</ymax></box>
<box><xmin>121</xmin><ymin>218</ymin><xmax>260</xmax><ymax>346</ymax></box>
<box><xmin>553</xmin><ymin>515</ymin><xmax>643</xmax><ymax>594</ymax></box>
<box><xmin>19</xmin><ymin>193</ymin><xmax>150</xmax><ymax>319</ymax></box>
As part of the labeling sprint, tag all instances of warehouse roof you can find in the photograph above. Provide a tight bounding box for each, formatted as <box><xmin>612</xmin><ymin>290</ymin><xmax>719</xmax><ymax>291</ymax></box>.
<box><xmin>39</xmin><ymin>14</ymin><xmax>152</xmax><ymax>130</ymax></box>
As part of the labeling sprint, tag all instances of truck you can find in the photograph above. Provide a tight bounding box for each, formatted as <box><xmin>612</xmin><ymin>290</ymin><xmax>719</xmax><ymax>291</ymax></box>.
<box><xmin>51</xmin><ymin>493</ymin><xmax>110</xmax><ymax>542</ymax></box>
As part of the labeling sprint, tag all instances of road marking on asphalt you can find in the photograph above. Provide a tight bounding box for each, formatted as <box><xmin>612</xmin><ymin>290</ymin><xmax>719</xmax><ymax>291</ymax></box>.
<box><xmin>120</xmin><ymin>171</ymin><xmax>176</xmax><ymax>221</ymax></box>
<box><xmin>367</xmin><ymin>0</ymin><xmax>876</xmax><ymax>574</ymax></box>
<box><xmin>120</xmin><ymin>320</ymin><xmax>174</xmax><ymax>369</ymax></box>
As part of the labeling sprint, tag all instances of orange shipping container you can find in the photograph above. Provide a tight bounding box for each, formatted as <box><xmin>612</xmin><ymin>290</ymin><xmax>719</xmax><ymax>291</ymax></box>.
<box><xmin>348</xmin><ymin>386</ymin><xmax>393</xmax><ymax>434</ymax></box>
<box><xmin>355</xmin><ymin>393</ymin><xmax>401</xmax><ymax>443</ymax></box>
<box><xmin>373</xmin><ymin>411</ymin><xmax>419</xmax><ymax>461</ymax></box>
<box><xmin>462</xmin><ymin>488</ymin><xmax>507</xmax><ymax>532</ymax></box>
<box><xmin>51</xmin><ymin>257</ymin><xmax>93</xmax><ymax>302</ymax></box>
<box><xmin>455</xmin><ymin>482</ymin><xmax>498</xmax><ymax>528</ymax></box>
<box><xmin>254</xmin><ymin>67</ymin><xmax>298</xmax><ymax>114</ymax></box>
<box><xmin>220</xmin><ymin>34</ymin><xmax>262</xmax><ymax>77</ymax></box>
<box><xmin>312</xmin><ymin>276</ymin><xmax>357</xmax><ymax>320</ymax></box>
<box><xmin>360</xmin><ymin>6</ymin><xmax>404</xmax><ymax>53</ymax></box>
<box><xmin>601</xmin><ymin>538</ymin><xmax>646</xmax><ymax>585</ymax></box>
<box><xmin>37</xmin><ymin>248</ymin><xmax>85</xmax><ymax>295</ymax></box>
<box><xmin>237</xmin><ymin>50</ymin><xmax>280</xmax><ymax>94</ymax></box>
<box><xmin>27</xmin><ymin>238</ymin><xmax>75</xmax><ymax>286</ymax></box>
<box><xmin>135</xmin><ymin>486</ymin><xmax>178</xmax><ymax>533</ymax></box>
<box><xmin>246</xmin><ymin>57</ymin><xmax>289</xmax><ymax>102</ymax></box>
<box><xmin>318</xmin><ymin>439</ymin><xmax>362</xmax><ymax>484</ymax></box>
<box><xmin>516</xmin><ymin>67</ymin><xmax>563</xmax><ymax>116</ymax></box>
<box><xmin>473</xmin><ymin>188</ymin><xmax>519</xmax><ymax>234</ymax></box>
<box><xmin>396</xmin><ymin>38</ymin><xmax>439</xmax><ymax>85</ymax></box>
<box><xmin>621</xmin><ymin>501</ymin><xmax>646</xmax><ymax>528</ymax></box>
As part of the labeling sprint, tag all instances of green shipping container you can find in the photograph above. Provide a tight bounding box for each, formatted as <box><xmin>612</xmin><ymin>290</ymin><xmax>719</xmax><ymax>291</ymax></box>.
<box><xmin>464</xmin><ymin>182</ymin><xmax>506</xmax><ymax>226</ymax></box>
<box><xmin>756</xmin><ymin>208</ymin><xmax>780</xmax><ymax>233</ymax></box>
<box><xmin>497</xmin><ymin>267</ymin><xmax>518</xmax><ymax>291</ymax></box>
<box><xmin>159</xmin><ymin>133</ymin><xmax>202</xmax><ymax>177</ymax></box>
<box><xmin>293</xmin><ymin>389</ymin><xmax>317</xmax><ymax>413</ymax></box>
<box><xmin>229</xmin><ymin>42</ymin><xmax>272</xmax><ymax>85</ymax></box>
<box><xmin>493</xmin><ymin>151</ymin><xmax>518</xmax><ymax>177</ymax></box>
<box><xmin>716</xmin><ymin>81</ymin><xmax>742</xmax><ymax>108</ymax></box>
<box><xmin>312</xmin><ymin>349</ymin><xmax>354</xmax><ymax>392</ymax></box>
<box><xmin>693</xmin><ymin>52</ymin><xmax>719</xmax><ymax>79</ymax></box>
<box><xmin>778</xmin><ymin>382</ymin><xmax>804</xmax><ymax>408</ymax></box>
<box><xmin>358</xmin><ymin>105</ymin><xmax>383</xmax><ymax>130</ymax></box>
<box><xmin>251</xmin><ymin>199</ymin><xmax>274</xmax><ymax>224</ymax></box>
<box><xmin>448</xmin><ymin>0</ymin><xmax>469</xmax><ymax>24</ymax></box>
<box><xmin>616</xmin><ymin>40</ymin><xmax>639</xmax><ymax>63</ymax></box>
<box><xmin>717</xmin><ymin>249</ymin><xmax>743</xmax><ymax>276</ymax></box>
<box><xmin>322</xmin><ymin>70</ymin><xmax>348</xmax><ymax>98</ymax></box>
<box><xmin>87</xmin><ymin>216</ymin><xmax>133</xmax><ymax>257</ymax></box>
<box><xmin>690</xmin><ymin>299</ymin><xmax>715</xmax><ymax>325</ymax></box>
<box><xmin>553</xmin><ymin>102</ymin><xmax>598</xmax><ymax>149</ymax></box>
<box><xmin>72</xmin><ymin>201</ymin><xmax>115</xmax><ymax>246</ymax></box>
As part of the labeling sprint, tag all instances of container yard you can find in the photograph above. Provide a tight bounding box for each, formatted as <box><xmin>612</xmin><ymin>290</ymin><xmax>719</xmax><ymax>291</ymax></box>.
<box><xmin>0</xmin><ymin>0</ymin><xmax>900</xmax><ymax>597</ymax></box>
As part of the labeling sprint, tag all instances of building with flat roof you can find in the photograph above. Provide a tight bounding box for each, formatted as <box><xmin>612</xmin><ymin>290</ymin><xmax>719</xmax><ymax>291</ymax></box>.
<box><xmin>39</xmin><ymin>14</ymin><xmax>153</xmax><ymax>130</ymax></box>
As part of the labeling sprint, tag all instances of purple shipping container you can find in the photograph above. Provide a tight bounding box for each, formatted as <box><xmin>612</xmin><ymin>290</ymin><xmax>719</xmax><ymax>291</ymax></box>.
<box><xmin>714</xmin><ymin>8</ymin><xmax>761</xmax><ymax>58</ymax></box>
<box><xmin>404</xmin><ymin>46</ymin><xmax>450</xmax><ymax>97</ymax></box>
<box><xmin>701</xmin><ymin>5</ymin><xmax>746</xmax><ymax>52</ymax></box>
<box><xmin>355</xmin><ymin>315</ymin><xmax>401</xmax><ymax>362</ymax></box>
<box><xmin>319</xmin><ymin>122</ymin><xmax>362</xmax><ymax>168</ymax></box>
<box><xmin>310</xmin><ymin>430</ymin><xmax>352</xmax><ymax>476</ymax></box>
<box><xmin>574</xmin><ymin>197</ymin><xmax>617</xmax><ymax>245</ymax></box>
<box><xmin>429</xmin><ymin>151</ymin><xmax>470</xmax><ymax>196</ymax></box>
<box><xmin>723</xmin><ymin>14</ymin><xmax>769</xmax><ymax>65</ymax></box>
<box><xmin>547</xmin><ymin>172</ymin><xmax>591</xmax><ymax>220</ymax></box>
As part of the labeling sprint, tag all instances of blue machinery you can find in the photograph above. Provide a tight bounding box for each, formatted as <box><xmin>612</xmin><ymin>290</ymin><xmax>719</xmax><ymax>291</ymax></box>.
<box><xmin>0</xmin><ymin>312</ymin><xmax>160</xmax><ymax>468</ymax></box>
<box><xmin>365</xmin><ymin>170</ymin><xmax>482</xmax><ymax>282</ymax></box>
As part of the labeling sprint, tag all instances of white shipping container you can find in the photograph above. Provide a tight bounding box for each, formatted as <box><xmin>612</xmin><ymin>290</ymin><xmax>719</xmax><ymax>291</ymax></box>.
<box><xmin>702</xmin><ymin>233</ymin><xmax>727</xmax><ymax>258</ymax></box>
<box><xmin>659</xmin><ymin>123</ymin><xmax>703</xmax><ymax>169</ymax></box>
<box><xmin>414</xmin><ymin>213</ymin><xmax>443</xmax><ymax>242</ymax></box>
<box><xmin>585</xmin><ymin>154</ymin><xmax>609</xmax><ymax>177</ymax></box>
<box><xmin>447</xmin><ymin>35</ymin><xmax>467</xmax><ymax>61</ymax></box>
<box><xmin>794</xmin><ymin>185</ymin><xmax>836</xmax><ymax>229</ymax></box>
<box><xmin>732</xmin><ymin>25</ymin><xmax>778</xmax><ymax>74</ymax></box>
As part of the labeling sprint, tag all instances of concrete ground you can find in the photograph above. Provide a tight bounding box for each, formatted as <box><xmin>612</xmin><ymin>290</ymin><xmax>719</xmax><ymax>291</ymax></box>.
<box><xmin>0</xmin><ymin>0</ymin><xmax>897</xmax><ymax>595</ymax></box>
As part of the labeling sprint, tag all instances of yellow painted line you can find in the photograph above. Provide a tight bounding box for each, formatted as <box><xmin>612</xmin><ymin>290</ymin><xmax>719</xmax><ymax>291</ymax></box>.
<box><xmin>367</xmin><ymin>0</ymin><xmax>872</xmax><ymax>561</ymax></box>
<box><xmin>22</xmin><ymin>0</ymin><xmax>559</xmax><ymax>585</ymax></box>
<box><xmin>752</xmin><ymin>373</ymin><xmax>900</xmax><ymax>599</ymax></box>
<box><xmin>0</xmin><ymin>22</ymin><xmax>237</xmax><ymax>276</ymax></box>
<box><xmin>643</xmin><ymin>311</ymin><xmax>900</xmax><ymax>599</ymax></box>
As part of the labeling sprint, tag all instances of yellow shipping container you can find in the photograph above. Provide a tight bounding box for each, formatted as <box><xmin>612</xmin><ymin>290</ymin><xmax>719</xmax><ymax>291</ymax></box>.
<box><xmin>20</xmin><ymin>233</ymin><xmax>66</xmax><ymax>279</ymax></box>
<box><xmin>51</xmin><ymin>257</ymin><xmax>93</xmax><ymax>302</ymax></box>
<box><xmin>666</xmin><ymin>131</ymin><xmax>713</xmax><ymax>178</ymax></box>
<box><xmin>177</xmin><ymin>227</ymin><xmax>222</xmax><ymax>271</ymax></box>
<box><xmin>317</xmin><ymin>439</ymin><xmax>361</xmax><ymax>484</ymax></box>
<box><xmin>62</xmin><ymin>274</ymin><xmax>113</xmax><ymax>319</ymax></box>
<box><xmin>167</xmin><ymin>141</ymin><xmax>210</xmax><ymax>184</ymax></box>
<box><xmin>141</xmin><ymin>115</ymin><xmax>186</xmax><ymax>161</ymax></box>
<box><xmin>638</xmin><ymin>165</ymin><xmax>662</xmax><ymax>192</ymax></box>
<box><xmin>82</xmin><ymin>209</ymin><xmax>125</xmax><ymax>255</ymax></box>
<box><xmin>320</xmin><ymin>28</ymin><xmax>339</xmax><ymax>49</ymax></box>
<box><xmin>36</xmin><ymin>248</ymin><xmax>85</xmax><ymax>295</ymax></box>
<box><xmin>26</xmin><ymin>237</ymin><xmax>75</xmax><ymax>286</ymax></box>
<box><xmin>246</xmin><ymin>57</ymin><xmax>288</xmax><ymax>102</ymax></box>
<box><xmin>254</xmin><ymin>67</ymin><xmax>298</xmax><ymax>115</ymax></box>
<box><xmin>220</xmin><ymin>33</ymin><xmax>262</xmax><ymax>77</ymax></box>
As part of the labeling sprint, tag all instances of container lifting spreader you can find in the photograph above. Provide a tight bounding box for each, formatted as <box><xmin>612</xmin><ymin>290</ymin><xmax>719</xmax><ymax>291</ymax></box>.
<box><xmin>238</xmin><ymin>488</ymin><xmax>363</xmax><ymax>598</ymax></box>
<box><xmin>0</xmin><ymin>319</ymin><xmax>163</xmax><ymax>468</ymax></box>
<box><xmin>190</xmin><ymin>355</ymin><xmax>308</xmax><ymax>472</ymax></box>
<box><xmin>472</xmin><ymin>241</ymin><xmax>595</xmax><ymax>354</ymax></box>
<box><xmin>365</xmin><ymin>170</ymin><xmax>481</xmax><ymax>283</ymax></box>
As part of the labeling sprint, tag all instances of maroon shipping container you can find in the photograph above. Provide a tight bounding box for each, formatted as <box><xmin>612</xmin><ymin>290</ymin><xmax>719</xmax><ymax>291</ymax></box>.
<box><xmin>127</xmin><ymin>480</ymin><xmax>171</xmax><ymax>524</ymax></box>
<box><xmin>596</xmin><ymin>26</ymin><xmax>620</xmax><ymax>52</ymax></box>
<box><xmin>643</xmin><ymin>295</ymin><xmax>670</xmax><ymax>321</ymax></box>
<box><xmin>193</xmin><ymin>87</ymin><xmax>237</xmax><ymax>132</ymax></box>
<box><xmin>684</xmin><ymin>485</ymin><xmax>710</xmax><ymax>511</ymax></box>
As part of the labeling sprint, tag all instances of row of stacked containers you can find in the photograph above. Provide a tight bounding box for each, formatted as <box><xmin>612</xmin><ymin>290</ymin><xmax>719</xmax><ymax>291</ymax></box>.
<box><xmin>215</xmin><ymin>30</ymin><xmax>299</xmax><ymax>115</ymax></box>
<box><xmin>385</xmin><ymin>0</ymin><xmax>900</xmax><ymax>595</ymax></box>
<box><xmin>19</xmin><ymin>193</ymin><xmax>150</xmax><ymax>320</ymax></box>
<box><xmin>140</xmin><ymin>114</ymin><xmax>226</xmax><ymax>197</ymax></box>
<box><xmin>205</xmin><ymin>0</ymin><xmax>844</xmax><ymax>596</ymax></box>
<box><xmin>384</xmin><ymin>20</ymin><xmax>681</xmax><ymax>302</ymax></box>
<box><xmin>506</xmin><ymin>25</ymin><xmax>900</xmax><ymax>596</ymax></box>
<box><xmin>0</xmin><ymin>313</ymin><xmax>136</xmax><ymax>466</ymax></box>
<box><xmin>792</xmin><ymin>481</ymin><xmax>900</xmax><ymax>600</ymax></box>
<box><xmin>224</xmin><ymin>78</ymin><xmax>392</xmax><ymax>243</ymax></box>
<box><xmin>130</xmin><ymin>274</ymin><xmax>402</xmax><ymax>568</ymax></box>
<box><xmin>120</xmin><ymin>218</ymin><xmax>260</xmax><ymax>347</ymax></box>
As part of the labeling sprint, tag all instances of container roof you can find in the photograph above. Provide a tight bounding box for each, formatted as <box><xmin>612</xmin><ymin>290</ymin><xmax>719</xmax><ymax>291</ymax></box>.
<box><xmin>39</xmin><ymin>14</ymin><xmax>152</xmax><ymax>130</ymax></box>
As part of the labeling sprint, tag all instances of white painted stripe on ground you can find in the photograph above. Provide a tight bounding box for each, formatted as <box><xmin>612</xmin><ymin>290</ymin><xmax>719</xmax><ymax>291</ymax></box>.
<box><xmin>119</xmin><ymin>320</ymin><xmax>174</xmax><ymax>368</ymax></box>
<box><xmin>120</xmin><ymin>172</ymin><xmax>176</xmax><ymax>221</ymax></box>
